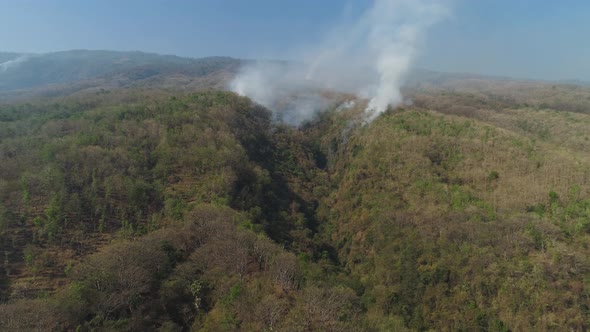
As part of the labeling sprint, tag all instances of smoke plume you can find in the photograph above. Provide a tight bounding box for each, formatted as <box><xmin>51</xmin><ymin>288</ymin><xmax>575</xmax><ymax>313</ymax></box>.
<box><xmin>231</xmin><ymin>0</ymin><xmax>450</xmax><ymax>124</ymax></box>
<box><xmin>0</xmin><ymin>55</ymin><xmax>30</xmax><ymax>73</ymax></box>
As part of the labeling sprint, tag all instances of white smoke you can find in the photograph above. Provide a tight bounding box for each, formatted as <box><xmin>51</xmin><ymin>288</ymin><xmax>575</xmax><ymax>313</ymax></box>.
<box><xmin>0</xmin><ymin>55</ymin><xmax>30</xmax><ymax>73</ymax></box>
<box><xmin>362</xmin><ymin>0</ymin><xmax>449</xmax><ymax>121</ymax></box>
<box><xmin>230</xmin><ymin>61</ymin><xmax>334</xmax><ymax>125</ymax></box>
<box><xmin>231</xmin><ymin>0</ymin><xmax>450</xmax><ymax>124</ymax></box>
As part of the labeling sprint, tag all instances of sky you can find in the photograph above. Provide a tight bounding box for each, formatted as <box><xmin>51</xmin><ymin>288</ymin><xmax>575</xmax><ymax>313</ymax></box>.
<box><xmin>1</xmin><ymin>0</ymin><xmax>590</xmax><ymax>80</ymax></box>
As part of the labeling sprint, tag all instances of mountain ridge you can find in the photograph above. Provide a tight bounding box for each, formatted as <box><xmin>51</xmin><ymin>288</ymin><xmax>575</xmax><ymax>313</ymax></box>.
<box><xmin>2</xmin><ymin>50</ymin><xmax>590</xmax><ymax>101</ymax></box>
<box><xmin>0</xmin><ymin>50</ymin><xmax>242</xmax><ymax>95</ymax></box>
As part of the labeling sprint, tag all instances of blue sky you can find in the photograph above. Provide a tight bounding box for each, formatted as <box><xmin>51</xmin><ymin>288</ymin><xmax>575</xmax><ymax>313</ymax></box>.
<box><xmin>1</xmin><ymin>0</ymin><xmax>589</xmax><ymax>80</ymax></box>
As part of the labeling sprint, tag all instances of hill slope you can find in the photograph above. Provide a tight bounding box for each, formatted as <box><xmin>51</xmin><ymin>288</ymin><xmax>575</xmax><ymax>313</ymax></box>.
<box><xmin>2</xmin><ymin>73</ymin><xmax>590</xmax><ymax>330</ymax></box>
<box><xmin>309</xmin><ymin>100</ymin><xmax>590</xmax><ymax>330</ymax></box>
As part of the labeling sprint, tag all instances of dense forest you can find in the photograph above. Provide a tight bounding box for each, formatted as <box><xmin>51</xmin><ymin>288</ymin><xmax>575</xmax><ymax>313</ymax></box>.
<box><xmin>2</xmin><ymin>79</ymin><xmax>590</xmax><ymax>331</ymax></box>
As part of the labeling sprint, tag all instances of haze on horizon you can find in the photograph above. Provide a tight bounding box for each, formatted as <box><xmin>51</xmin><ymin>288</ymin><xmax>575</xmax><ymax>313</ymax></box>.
<box><xmin>1</xmin><ymin>0</ymin><xmax>590</xmax><ymax>81</ymax></box>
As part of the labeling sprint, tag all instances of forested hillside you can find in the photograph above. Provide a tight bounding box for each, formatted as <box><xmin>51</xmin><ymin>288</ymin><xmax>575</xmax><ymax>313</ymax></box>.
<box><xmin>2</xmin><ymin>82</ymin><xmax>590</xmax><ymax>331</ymax></box>
<box><xmin>0</xmin><ymin>51</ymin><xmax>242</xmax><ymax>101</ymax></box>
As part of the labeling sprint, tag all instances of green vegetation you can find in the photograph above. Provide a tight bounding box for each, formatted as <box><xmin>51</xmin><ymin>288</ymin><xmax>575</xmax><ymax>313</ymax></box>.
<box><xmin>2</xmin><ymin>83</ymin><xmax>590</xmax><ymax>330</ymax></box>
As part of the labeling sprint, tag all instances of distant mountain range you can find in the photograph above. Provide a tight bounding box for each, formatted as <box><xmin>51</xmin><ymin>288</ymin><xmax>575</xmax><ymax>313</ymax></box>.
<box><xmin>2</xmin><ymin>50</ymin><xmax>590</xmax><ymax>102</ymax></box>
<box><xmin>0</xmin><ymin>50</ymin><xmax>243</xmax><ymax>99</ymax></box>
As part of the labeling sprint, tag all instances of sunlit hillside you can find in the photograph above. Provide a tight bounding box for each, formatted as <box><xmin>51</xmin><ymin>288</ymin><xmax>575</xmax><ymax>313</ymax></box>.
<box><xmin>1</xmin><ymin>70</ymin><xmax>590</xmax><ymax>329</ymax></box>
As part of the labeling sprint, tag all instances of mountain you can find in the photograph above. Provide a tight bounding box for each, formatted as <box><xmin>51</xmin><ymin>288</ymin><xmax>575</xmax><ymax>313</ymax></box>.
<box><xmin>2</xmin><ymin>49</ymin><xmax>589</xmax><ymax>104</ymax></box>
<box><xmin>0</xmin><ymin>50</ymin><xmax>242</xmax><ymax>99</ymax></box>
<box><xmin>1</xmin><ymin>86</ymin><xmax>590</xmax><ymax>331</ymax></box>
<box><xmin>2</xmin><ymin>52</ymin><xmax>590</xmax><ymax>330</ymax></box>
